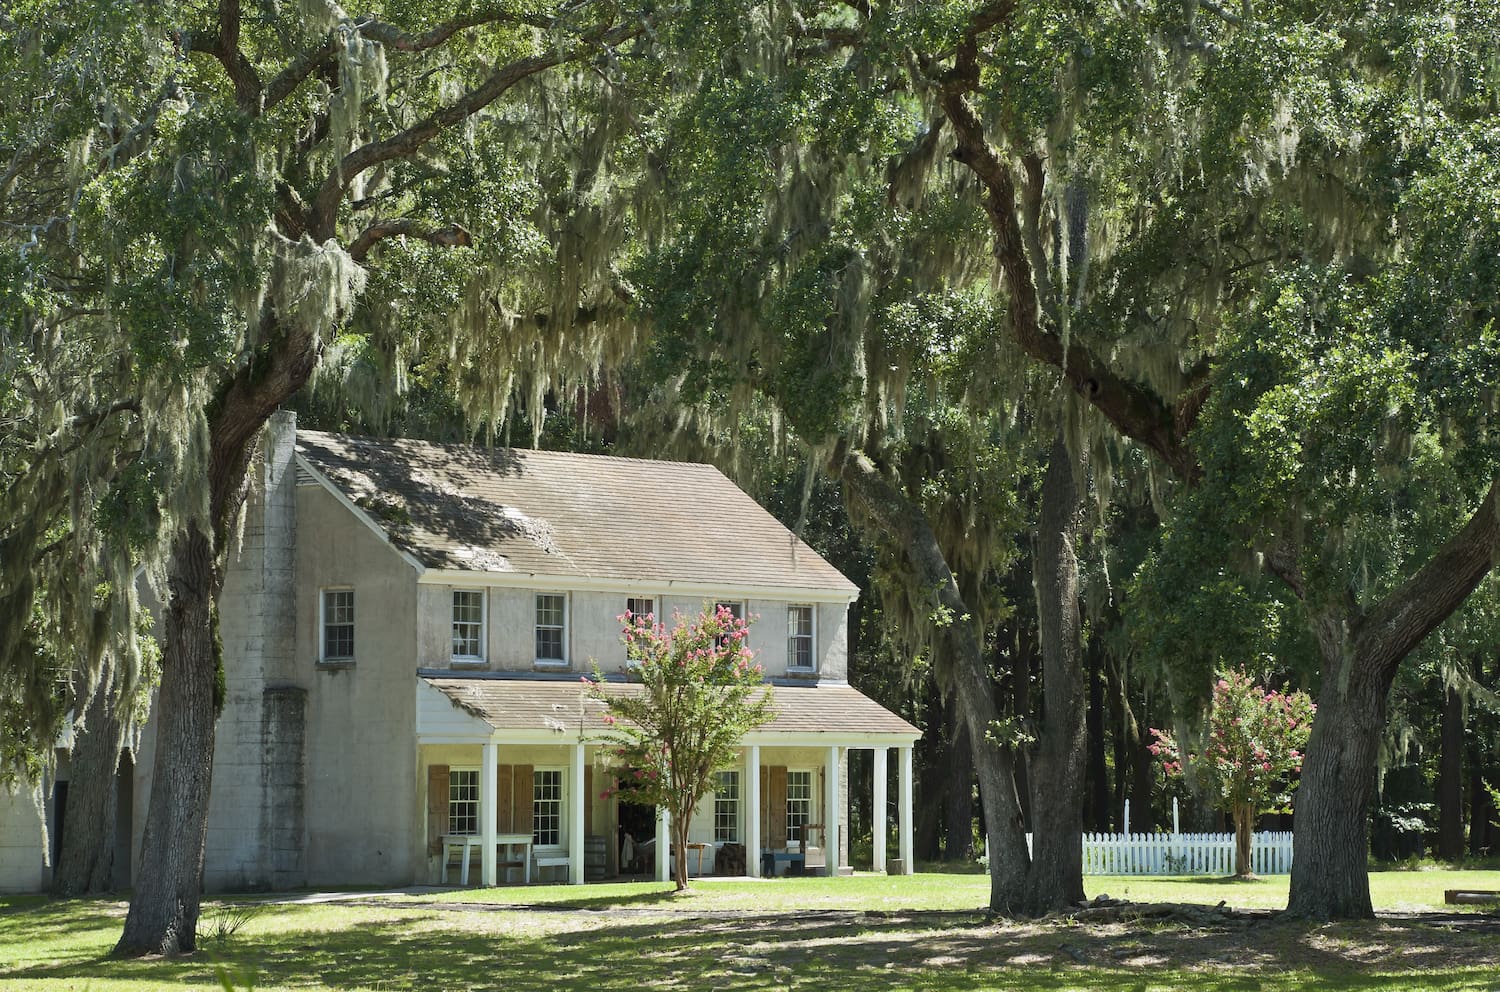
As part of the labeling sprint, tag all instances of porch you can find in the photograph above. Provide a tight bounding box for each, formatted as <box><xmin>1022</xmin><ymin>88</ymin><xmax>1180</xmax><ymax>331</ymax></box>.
<box><xmin>416</xmin><ymin>673</ymin><xmax>921</xmax><ymax>886</ymax></box>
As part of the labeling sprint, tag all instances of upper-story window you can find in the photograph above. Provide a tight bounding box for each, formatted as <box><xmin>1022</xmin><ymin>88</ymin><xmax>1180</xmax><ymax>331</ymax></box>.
<box><xmin>452</xmin><ymin>589</ymin><xmax>485</xmax><ymax>661</ymax></box>
<box><xmin>535</xmin><ymin>594</ymin><xmax>567</xmax><ymax>664</ymax></box>
<box><xmin>321</xmin><ymin>588</ymin><xmax>355</xmax><ymax>661</ymax></box>
<box><xmin>714</xmin><ymin>601</ymin><xmax>745</xmax><ymax>648</ymax></box>
<box><xmin>625</xmin><ymin>596</ymin><xmax>655</xmax><ymax>623</ymax></box>
<box><xmin>787</xmin><ymin>605</ymin><xmax>815</xmax><ymax>671</ymax></box>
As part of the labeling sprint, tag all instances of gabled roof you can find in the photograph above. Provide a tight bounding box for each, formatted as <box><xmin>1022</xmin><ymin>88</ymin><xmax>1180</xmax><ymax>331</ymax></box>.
<box><xmin>420</xmin><ymin>675</ymin><xmax>920</xmax><ymax>740</ymax></box>
<box><xmin>296</xmin><ymin>430</ymin><xmax>857</xmax><ymax>596</ymax></box>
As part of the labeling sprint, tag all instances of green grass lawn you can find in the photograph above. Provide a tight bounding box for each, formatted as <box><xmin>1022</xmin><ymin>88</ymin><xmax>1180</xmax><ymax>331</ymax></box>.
<box><xmin>2</xmin><ymin>871</ymin><xmax>1497</xmax><ymax>992</ymax></box>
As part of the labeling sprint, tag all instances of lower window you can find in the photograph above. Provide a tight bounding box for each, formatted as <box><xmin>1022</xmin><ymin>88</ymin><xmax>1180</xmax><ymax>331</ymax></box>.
<box><xmin>786</xmin><ymin>770</ymin><xmax>812</xmax><ymax>843</ymax></box>
<box><xmin>534</xmin><ymin>769</ymin><xmax>563</xmax><ymax>846</ymax></box>
<box><xmin>714</xmin><ymin>771</ymin><xmax>740</xmax><ymax>842</ymax></box>
<box><xmin>448</xmin><ymin>769</ymin><xmax>478</xmax><ymax>835</ymax></box>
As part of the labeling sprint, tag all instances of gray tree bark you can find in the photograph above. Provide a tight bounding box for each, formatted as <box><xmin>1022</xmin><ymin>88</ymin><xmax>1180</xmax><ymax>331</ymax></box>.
<box><xmin>1021</xmin><ymin>435</ymin><xmax>1088</xmax><ymax>914</ymax></box>
<box><xmin>51</xmin><ymin>667</ymin><xmax>125</xmax><ymax>896</ymax></box>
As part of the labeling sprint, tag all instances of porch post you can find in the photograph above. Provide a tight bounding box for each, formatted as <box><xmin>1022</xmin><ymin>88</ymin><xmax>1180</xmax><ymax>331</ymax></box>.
<box><xmin>746</xmin><ymin>745</ymin><xmax>761</xmax><ymax>877</ymax></box>
<box><xmin>570</xmin><ymin>742</ymin><xmax>585</xmax><ymax>884</ymax></box>
<box><xmin>898</xmin><ymin>744</ymin><xmax>914</xmax><ymax>875</ymax></box>
<box><xmin>873</xmin><ymin>746</ymin><xmax>888</xmax><ymax>874</ymax></box>
<box><xmin>480</xmin><ymin>740</ymin><xmax>498</xmax><ymax>886</ymax></box>
<box><xmin>825</xmin><ymin>745</ymin><xmax>840</xmax><ymax>877</ymax></box>
<box><xmin>655</xmin><ymin>806</ymin><xmax>670</xmax><ymax>882</ymax></box>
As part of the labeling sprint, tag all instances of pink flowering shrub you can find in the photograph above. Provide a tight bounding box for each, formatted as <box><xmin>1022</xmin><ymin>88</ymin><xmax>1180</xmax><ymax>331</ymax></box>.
<box><xmin>1151</xmin><ymin>669</ymin><xmax>1315</xmax><ymax>877</ymax></box>
<box><xmin>588</xmin><ymin>603</ymin><xmax>774</xmax><ymax>890</ymax></box>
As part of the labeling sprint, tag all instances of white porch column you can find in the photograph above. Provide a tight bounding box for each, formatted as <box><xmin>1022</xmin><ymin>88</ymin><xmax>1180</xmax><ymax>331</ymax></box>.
<box><xmin>569</xmin><ymin>742</ymin><xmax>585</xmax><ymax>884</ymax></box>
<box><xmin>746</xmin><ymin>745</ymin><xmax>761</xmax><ymax>877</ymax></box>
<box><xmin>480</xmin><ymin>741</ymin><xmax>498</xmax><ymax>886</ymax></box>
<box><xmin>873</xmin><ymin>746</ymin><xmax>888</xmax><ymax>874</ymax></box>
<box><xmin>824</xmin><ymin>745</ymin><xmax>840</xmax><ymax>877</ymax></box>
<box><xmin>655</xmin><ymin>806</ymin><xmax>670</xmax><ymax>882</ymax></box>
<box><xmin>898</xmin><ymin>744</ymin><xmax>914</xmax><ymax>875</ymax></box>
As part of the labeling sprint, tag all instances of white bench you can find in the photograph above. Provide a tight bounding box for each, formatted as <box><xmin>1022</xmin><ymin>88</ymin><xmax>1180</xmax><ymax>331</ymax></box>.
<box><xmin>442</xmin><ymin>833</ymin><xmax>533</xmax><ymax>886</ymax></box>
<box><xmin>533</xmin><ymin>854</ymin><xmax>570</xmax><ymax>882</ymax></box>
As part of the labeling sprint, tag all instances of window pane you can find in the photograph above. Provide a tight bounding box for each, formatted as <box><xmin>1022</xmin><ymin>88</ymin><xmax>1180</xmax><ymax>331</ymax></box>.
<box><xmin>788</xmin><ymin>606</ymin><xmax>813</xmax><ymax>669</ymax></box>
<box><xmin>787</xmin><ymin>771</ymin><xmax>812</xmax><ymax>842</ymax></box>
<box><xmin>714</xmin><ymin>771</ymin><xmax>739</xmax><ymax>842</ymax></box>
<box><xmin>626</xmin><ymin>597</ymin><xmax>654</xmax><ymax>620</ymax></box>
<box><xmin>453</xmin><ymin>590</ymin><xmax>483</xmax><ymax>658</ymax></box>
<box><xmin>448</xmin><ymin>770</ymin><xmax>478</xmax><ymax>835</ymax></box>
<box><xmin>534</xmin><ymin>770</ymin><xmax>562</xmax><ymax>846</ymax></box>
<box><xmin>323</xmin><ymin>589</ymin><xmax>354</xmax><ymax>660</ymax></box>
<box><xmin>536</xmin><ymin>594</ymin><xmax>565</xmax><ymax>660</ymax></box>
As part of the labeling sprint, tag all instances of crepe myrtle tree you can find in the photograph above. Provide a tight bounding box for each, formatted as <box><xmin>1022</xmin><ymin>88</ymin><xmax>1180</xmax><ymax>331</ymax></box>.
<box><xmin>590</xmin><ymin>604</ymin><xmax>775</xmax><ymax>891</ymax></box>
<box><xmin>1153</xmin><ymin>671</ymin><xmax>1315</xmax><ymax>878</ymax></box>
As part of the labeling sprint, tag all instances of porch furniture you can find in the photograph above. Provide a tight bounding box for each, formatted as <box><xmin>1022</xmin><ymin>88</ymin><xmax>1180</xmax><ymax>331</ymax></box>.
<box><xmin>715</xmin><ymin>843</ymin><xmax>746</xmax><ymax>875</ymax></box>
<box><xmin>760</xmin><ymin>850</ymin><xmax>805</xmax><ymax>876</ymax></box>
<box><xmin>685</xmin><ymin>842</ymin><xmax>712</xmax><ymax>877</ymax></box>
<box><xmin>801</xmin><ymin>823</ymin><xmax>827</xmax><ymax>875</ymax></box>
<box><xmin>442</xmin><ymin>833</ymin><xmax>533</xmax><ymax>886</ymax></box>
<box><xmin>534</xmin><ymin>853</ymin><xmax>570</xmax><ymax>882</ymax></box>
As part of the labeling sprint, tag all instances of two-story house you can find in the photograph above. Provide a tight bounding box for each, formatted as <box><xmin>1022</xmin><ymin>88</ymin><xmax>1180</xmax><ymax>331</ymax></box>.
<box><xmin>1</xmin><ymin>412</ymin><xmax>920</xmax><ymax>893</ymax></box>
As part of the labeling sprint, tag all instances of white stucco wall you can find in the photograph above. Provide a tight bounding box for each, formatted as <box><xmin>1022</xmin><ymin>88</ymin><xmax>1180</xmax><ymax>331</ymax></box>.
<box><xmin>414</xmin><ymin>587</ymin><xmax>853</xmax><ymax>680</ymax></box>
<box><xmin>0</xmin><ymin>784</ymin><xmax>47</xmax><ymax>893</ymax></box>
<box><xmin>296</xmin><ymin>484</ymin><xmax>421</xmax><ymax>887</ymax></box>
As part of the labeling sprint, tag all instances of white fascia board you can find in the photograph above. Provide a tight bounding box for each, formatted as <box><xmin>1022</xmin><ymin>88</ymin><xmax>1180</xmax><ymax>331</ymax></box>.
<box><xmin>417</xmin><ymin>567</ymin><xmax>856</xmax><ymax>605</ymax></box>
<box><xmin>740</xmin><ymin>731</ymin><xmax>922</xmax><ymax>748</ymax></box>
<box><xmin>294</xmin><ymin>454</ymin><xmax>425</xmax><ymax>574</ymax></box>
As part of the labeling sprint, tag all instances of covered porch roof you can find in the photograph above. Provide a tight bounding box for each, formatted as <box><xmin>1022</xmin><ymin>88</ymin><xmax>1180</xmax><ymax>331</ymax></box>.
<box><xmin>416</xmin><ymin>672</ymin><xmax>920</xmax><ymax>747</ymax></box>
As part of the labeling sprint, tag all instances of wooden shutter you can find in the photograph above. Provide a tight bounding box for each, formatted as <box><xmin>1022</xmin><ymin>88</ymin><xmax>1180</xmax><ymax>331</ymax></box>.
<box><xmin>515</xmin><ymin>764</ymin><xmax>535</xmax><ymax>840</ymax></box>
<box><xmin>759</xmin><ymin>766</ymin><xmax>770</xmax><ymax>845</ymax></box>
<box><xmin>497</xmin><ymin>764</ymin><xmax>514</xmax><ymax>834</ymax></box>
<box><xmin>768</xmin><ymin>766</ymin><xmax>788</xmax><ymax>849</ymax></box>
<box><xmin>426</xmin><ymin>765</ymin><xmax>450</xmax><ymax>855</ymax></box>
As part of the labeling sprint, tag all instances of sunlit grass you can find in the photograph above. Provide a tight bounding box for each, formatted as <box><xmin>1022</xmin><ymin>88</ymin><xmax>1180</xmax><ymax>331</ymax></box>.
<box><xmin>1</xmin><ymin>871</ymin><xmax>1497</xmax><ymax>991</ymax></box>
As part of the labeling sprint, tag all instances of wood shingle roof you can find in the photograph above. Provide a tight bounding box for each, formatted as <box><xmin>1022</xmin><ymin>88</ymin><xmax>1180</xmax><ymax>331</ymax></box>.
<box><xmin>296</xmin><ymin>430</ymin><xmax>857</xmax><ymax>596</ymax></box>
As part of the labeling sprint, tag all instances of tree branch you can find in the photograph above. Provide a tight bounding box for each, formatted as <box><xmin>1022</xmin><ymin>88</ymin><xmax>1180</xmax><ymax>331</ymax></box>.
<box><xmin>357</xmin><ymin>9</ymin><xmax>558</xmax><ymax>52</ymax></box>
<box><xmin>347</xmin><ymin>218</ymin><xmax>472</xmax><ymax>262</ymax></box>
<box><xmin>307</xmin><ymin>18</ymin><xmax>642</xmax><ymax>239</ymax></box>
<box><xmin>1354</xmin><ymin>479</ymin><xmax>1500</xmax><ymax>682</ymax></box>
<box><xmin>181</xmin><ymin>1</ymin><xmax>263</xmax><ymax>110</ymax></box>
<box><xmin>936</xmin><ymin>10</ymin><xmax>1197</xmax><ymax>481</ymax></box>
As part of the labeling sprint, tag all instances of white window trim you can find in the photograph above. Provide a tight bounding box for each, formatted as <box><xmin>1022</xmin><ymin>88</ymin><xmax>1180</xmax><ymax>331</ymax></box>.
<box><xmin>714</xmin><ymin>770</ymin><xmax>741</xmax><ymax>843</ymax></box>
<box><xmin>448</xmin><ymin>765</ymin><xmax>480</xmax><ymax>837</ymax></box>
<box><xmin>451</xmin><ymin>588</ymin><xmax>487</xmax><ymax>665</ymax></box>
<box><xmin>533</xmin><ymin>592</ymin><xmax>570</xmax><ymax>667</ymax></box>
<box><xmin>318</xmin><ymin>586</ymin><xmax>356</xmax><ymax>663</ymax></box>
<box><xmin>787</xmin><ymin>603</ymin><xmax>817</xmax><ymax>673</ymax></box>
<box><xmin>624</xmin><ymin>594</ymin><xmax>661</xmax><ymax>670</ymax></box>
<box><xmin>532</xmin><ymin>766</ymin><xmax>567</xmax><ymax>853</ymax></box>
<box><xmin>786</xmin><ymin>767</ymin><xmax>815</xmax><ymax>847</ymax></box>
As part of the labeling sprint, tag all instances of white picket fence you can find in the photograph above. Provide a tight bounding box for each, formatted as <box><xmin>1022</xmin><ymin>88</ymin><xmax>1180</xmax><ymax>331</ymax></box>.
<box><xmin>1078</xmin><ymin>831</ymin><xmax>1295</xmax><ymax>876</ymax></box>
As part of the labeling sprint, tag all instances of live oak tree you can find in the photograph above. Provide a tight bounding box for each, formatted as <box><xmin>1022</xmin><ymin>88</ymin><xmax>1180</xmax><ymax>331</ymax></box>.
<box><xmin>591</xmin><ymin>605</ymin><xmax>775</xmax><ymax>891</ymax></box>
<box><xmin>2</xmin><ymin>0</ymin><xmax>651</xmax><ymax>955</ymax></box>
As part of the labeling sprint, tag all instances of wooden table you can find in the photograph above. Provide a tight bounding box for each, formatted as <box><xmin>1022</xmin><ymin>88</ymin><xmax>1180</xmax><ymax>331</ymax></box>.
<box><xmin>442</xmin><ymin>833</ymin><xmax>534</xmax><ymax>885</ymax></box>
<box><xmin>685</xmin><ymin>842</ymin><xmax>712</xmax><ymax>877</ymax></box>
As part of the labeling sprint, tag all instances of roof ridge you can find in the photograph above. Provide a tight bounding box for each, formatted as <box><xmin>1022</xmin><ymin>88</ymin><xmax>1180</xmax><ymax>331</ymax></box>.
<box><xmin>295</xmin><ymin>428</ymin><xmax>720</xmax><ymax>471</ymax></box>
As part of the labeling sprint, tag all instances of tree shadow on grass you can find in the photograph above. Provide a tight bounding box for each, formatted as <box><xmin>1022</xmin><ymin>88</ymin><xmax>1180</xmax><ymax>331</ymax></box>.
<box><xmin>6</xmin><ymin>901</ymin><xmax>1500</xmax><ymax>992</ymax></box>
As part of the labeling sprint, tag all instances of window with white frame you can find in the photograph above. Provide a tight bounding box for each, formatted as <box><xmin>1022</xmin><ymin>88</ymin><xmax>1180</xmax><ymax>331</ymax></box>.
<box><xmin>448</xmin><ymin>768</ymin><xmax>479</xmax><ymax>835</ymax></box>
<box><xmin>714</xmin><ymin>601</ymin><xmax>744</xmax><ymax>647</ymax></box>
<box><xmin>714</xmin><ymin>770</ymin><xmax>740</xmax><ymax>842</ymax></box>
<box><xmin>533</xmin><ymin>769</ymin><xmax>563</xmax><ymax>847</ymax></box>
<box><xmin>452</xmin><ymin>589</ymin><xmax>485</xmax><ymax>660</ymax></box>
<box><xmin>786</xmin><ymin>769</ymin><xmax>813</xmax><ymax>843</ymax></box>
<box><xmin>535</xmin><ymin>594</ymin><xmax>566</xmax><ymax>663</ymax></box>
<box><xmin>321</xmin><ymin>588</ymin><xmax>355</xmax><ymax>661</ymax></box>
<box><xmin>787</xmin><ymin>605</ymin><xmax>815</xmax><ymax>670</ymax></box>
<box><xmin>625</xmin><ymin>596</ymin><xmax>655</xmax><ymax>623</ymax></box>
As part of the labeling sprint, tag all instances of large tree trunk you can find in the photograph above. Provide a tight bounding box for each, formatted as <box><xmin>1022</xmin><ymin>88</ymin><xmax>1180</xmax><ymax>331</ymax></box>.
<box><xmin>115</xmin><ymin>525</ymin><xmax>221</xmax><ymax>955</ymax></box>
<box><xmin>1021</xmin><ymin>436</ymin><xmax>1088</xmax><ymax>915</ymax></box>
<box><xmin>1285</xmin><ymin>646</ymin><xmax>1388</xmax><ymax>919</ymax></box>
<box><xmin>1437</xmin><ymin>679</ymin><xmax>1466</xmax><ymax>862</ymax></box>
<box><xmin>1010</xmin><ymin>623</ymin><xmax>1034</xmax><ymax>830</ymax></box>
<box><xmin>943</xmin><ymin>715</ymin><xmax>975</xmax><ymax>860</ymax></box>
<box><xmin>838</xmin><ymin>448</ymin><xmax>1030</xmax><ymax>912</ymax></box>
<box><xmin>52</xmin><ymin>666</ymin><xmax>125</xmax><ymax>896</ymax></box>
<box><xmin>673</xmin><ymin>813</ymin><xmax>691</xmax><ymax>891</ymax></box>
